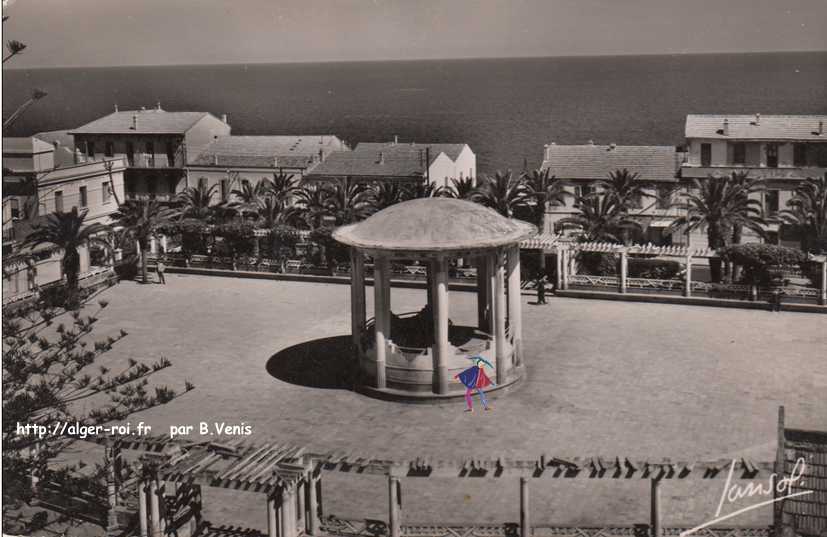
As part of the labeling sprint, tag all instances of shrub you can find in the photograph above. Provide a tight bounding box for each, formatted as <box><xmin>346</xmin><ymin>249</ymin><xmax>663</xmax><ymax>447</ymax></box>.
<box><xmin>720</xmin><ymin>243</ymin><xmax>808</xmax><ymax>285</ymax></box>
<box><xmin>628</xmin><ymin>258</ymin><xmax>682</xmax><ymax>279</ymax></box>
<box><xmin>577</xmin><ymin>252</ymin><xmax>618</xmax><ymax>276</ymax></box>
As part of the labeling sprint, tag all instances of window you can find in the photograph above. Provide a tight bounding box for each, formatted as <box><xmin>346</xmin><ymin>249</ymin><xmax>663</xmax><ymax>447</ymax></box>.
<box><xmin>79</xmin><ymin>186</ymin><xmax>88</xmax><ymax>207</ymax></box>
<box><xmin>793</xmin><ymin>143</ymin><xmax>807</xmax><ymax>167</ymax></box>
<box><xmin>732</xmin><ymin>143</ymin><xmax>746</xmax><ymax>165</ymax></box>
<box><xmin>168</xmin><ymin>177</ymin><xmax>178</xmax><ymax>196</ymax></box>
<box><xmin>220</xmin><ymin>179</ymin><xmax>228</xmax><ymax>201</ymax></box>
<box><xmin>105</xmin><ymin>142</ymin><xmax>114</xmax><ymax>157</ymax></box>
<box><xmin>766</xmin><ymin>143</ymin><xmax>778</xmax><ymax>168</ymax></box>
<box><xmin>656</xmin><ymin>185</ymin><xmax>673</xmax><ymax>209</ymax></box>
<box><xmin>9</xmin><ymin>198</ymin><xmax>20</xmax><ymax>219</ymax></box>
<box><xmin>126</xmin><ymin>182</ymin><xmax>136</xmax><ymax>199</ymax></box>
<box><xmin>146</xmin><ymin>142</ymin><xmax>155</xmax><ymax>167</ymax></box>
<box><xmin>54</xmin><ymin>191</ymin><xmax>64</xmax><ymax>212</ymax></box>
<box><xmin>700</xmin><ymin>143</ymin><xmax>712</xmax><ymax>167</ymax></box>
<box><xmin>147</xmin><ymin>180</ymin><xmax>156</xmax><ymax>197</ymax></box>
<box><xmin>102</xmin><ymin>182</ymin><xmax>112</xmax><ymax>203</ymax></box>
<box><xmin>126</xmin><ymin>142</ymin><xmax>135</xmax><ymax>166</ymax></box>
<box><xmin>86</xmin><ymin>141</ymin><xmax>95</xmax><ymax>158</ymax></box>
<box><xmin>166</xmin><ymin>141</ymin><xmax>175</xmax><ymax>167</ymax></box>
<box><xmin>198</xmin><ymin>177</ymin><xmax>208</xmax><ymax>190</ymax></box>
<box><xmin>574</xmin><ymin>185</ymin><xmax>593</xmax><ymax>207</ymax></box>
<box><xmin>765</xmin><ymin>190</ymin><xmax>780</xmax><ymax>215</ymax></box>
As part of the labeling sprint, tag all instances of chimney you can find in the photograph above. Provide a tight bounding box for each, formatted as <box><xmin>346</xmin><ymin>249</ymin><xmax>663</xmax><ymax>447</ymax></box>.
<box><xmin>132</xmin><ymin>114</ymin><xmax>138</xmax><ymax>130</ymax></box>
<box><xmin>319</xmin><ymin>149</ymin><xmax>324</xmax><ymax>162</ymax></box>
<box><xmin>394</xmin><ymin>135</ymin><xmax>398</xmax><ymax>145</ymax></box>
<box><xmin>819</xmin><ymin>120</ymin><xmax>824</xmax><ymax>135</ymax></box>
<box><xmin>221</xmin><ymin>114</ymin><xmax>228</xmax><ymax>125</ymax></box>
<box><xmin>378</xmin><ymin>152</ymin><xmax>384</xmax><ymax>165</ymax></box>
<box><xmin>214</xmin><ymin>154</ymin><xmax>219</xmax><ymax>166</ymax></box>
<box><xmin>274</xmin><ymin>156</ymin><xmax>278</xmax><ymax>167</ymax></box>
<box><xmin>588</xmin><ymin>139</ymin><xmax>594</xmax><ymax>145</ymax></box>
<box><xmin>723</xmin><ymin>118</ymin><xmax>729</xmax><ymax>136</ymax></box>
<box><xmin>114</xmin><ymin>103</ymin><xmax>119</xmax><ymax>112</ymax></box>
<box><xmin>156</xmin><ymin>101</ymin><xmax>162</xmax><ymax>111</ymax></box>
<box><xmin>141</xmin><ymin>106</ymin><xmax>146</xmax><ymax>111</ymax></box>
<box><xmin>609</xmin><ymin>143</ymin><xmax>616</xmax><ymax>150</ymax></box>
<box><xmin>755</xmin><ymin>113</ymin><xmax>761</xmax><ymax>125</ymax></box>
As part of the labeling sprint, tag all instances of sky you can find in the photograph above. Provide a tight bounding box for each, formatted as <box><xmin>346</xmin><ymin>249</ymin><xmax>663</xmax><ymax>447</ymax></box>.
<box><xmin>2</xmin><ymin>0</ymin><xmax>827</xmax><ymax>68</ymax></box>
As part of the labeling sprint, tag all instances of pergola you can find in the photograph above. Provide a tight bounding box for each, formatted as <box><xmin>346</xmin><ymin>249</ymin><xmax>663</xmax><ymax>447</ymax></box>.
<box><xmin>333</xmin><ymin>198</ymin><xmax>536</xmax><ymax>398</ymax></box>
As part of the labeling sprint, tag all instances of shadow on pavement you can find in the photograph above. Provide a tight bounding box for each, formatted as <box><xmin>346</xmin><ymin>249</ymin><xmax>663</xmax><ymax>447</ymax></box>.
<box><xmin>265</xmin><ymin>335</ymin><xmax>355</xmax><ymax>390</ymax></box>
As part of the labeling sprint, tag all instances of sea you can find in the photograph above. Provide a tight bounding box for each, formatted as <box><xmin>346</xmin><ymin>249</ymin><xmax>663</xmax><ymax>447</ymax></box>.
<box><xmin>3</xmin><ymin>52</ymin><xmax>826</xmax><ymax>174</ymax></box>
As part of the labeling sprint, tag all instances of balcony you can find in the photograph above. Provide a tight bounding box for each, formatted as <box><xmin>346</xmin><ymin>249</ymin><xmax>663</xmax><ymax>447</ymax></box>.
<box><xmin>128</xmin><ymin>154</ymin><xmax>181</xmax><ymax>169</ymax></box>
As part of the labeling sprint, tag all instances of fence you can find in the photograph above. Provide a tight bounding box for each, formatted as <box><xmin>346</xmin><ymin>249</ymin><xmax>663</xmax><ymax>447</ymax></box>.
<box><xmin>554</xmin><ymin>242</ymin><xmax>827</xmax><ymax>307</ymax></box>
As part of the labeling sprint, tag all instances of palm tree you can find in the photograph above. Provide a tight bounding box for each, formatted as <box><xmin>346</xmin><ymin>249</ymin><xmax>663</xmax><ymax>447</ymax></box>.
<box><xmin>269</xmin><ymin>172</ymin><xmax>299</xmax><ymax>208</ymax></box>
<box><xmin>22</xmin><ymin>208</ymin><xmax>110</xmax><ymax>303</ymax></box>
<box><xmin>438</xmin><ymin>177</ymin><xmax>476</xmax><ymax>200</ymax></box>
<box><xmin>402</xmin><ymin>179</ymin><xmax>439</xmax><ymax>201</ymax></box>
<box><xmin>110</xmin><ymin>200</ymin><xmax>170</xmax><ymax>284</ymax></box>
<box><xmin>470</xmin><ymin>170</ymin><xmax>532</xmax><ymax>218</ymax></box>
<box><xmin>230</xmin><ymin>178</ymin><xmax>272</xmax><ymax>218</ymax></box>
<box><xmin>176</xmin><ymin>182</ymin><xmax>218</xmax><ymax>222</ymax></box>
<box><xmin>666</xmin><ymin>176</ymin><xmax>768</xmax><ymax>282</ymax></box>
<box><xmin>324</xmin><ymin>179</ymin><xmax>376</xmax><ymax>226</ymax></box>
<box><xmin>556</xmin><ymin>195</ymin><xmax>643</xmax><ymax>243</ymax></box>
<box><xmin>293</xmin><ymin>183</ymin><xmax>333</xmax><ymax>229</ymax></box>
<box><xmin>371</xmin><ymin>181</ymin><xmax>406</xmax><ymax>210</ymax></box>
<box><xmin>726</xmin><ymin>171</ymin><xmax>765</xmax><ymax>245</ymax></box>
<box><xmin>780</xmin><ymin>174</ymin><xmax>827</xmax><ymax>254</ymax></box>
<box><xmin>521</xmin><ymin>169</ymin><xmax>570</xmax><ymax>276</ymax></box>
<box><xmin>593</xmin><ymin>169</ymin><xmax>652</xmax><ymax>212</ymax></box>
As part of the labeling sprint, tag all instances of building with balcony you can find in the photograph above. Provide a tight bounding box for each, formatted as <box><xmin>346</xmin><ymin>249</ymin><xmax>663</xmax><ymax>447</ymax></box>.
<box><xmin>69</xmin><ymin>104</ymin><xmax>231</xmax><ymax>202</ymax></box>
<box><xmin>186</xmin><ymin>135</ymin><xmax>348</xmax><ymax>204</ymax></box>
<box><xmin>683</xmin><ymin>114</ymin><xmax>827</xmax><ymax>245</ymax></box>
<box><xmin>541</xmin><ymin>143</ymin><xmax>686</xmax><ymax>245</ymax></box>
<box><xmin>304</xmin><ymin>139</ymin><xmax>476</xmax><ymax>188</ymax></box>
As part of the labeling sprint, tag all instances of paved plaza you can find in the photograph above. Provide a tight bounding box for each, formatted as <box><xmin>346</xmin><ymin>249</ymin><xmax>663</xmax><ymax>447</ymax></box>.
<box><xmin>87</xmin><ymin>275</ymin><xmax>826</xmax><ymax>530</ymax></box>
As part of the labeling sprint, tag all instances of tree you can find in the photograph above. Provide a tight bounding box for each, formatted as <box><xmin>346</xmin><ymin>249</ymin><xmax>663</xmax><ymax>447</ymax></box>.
<box><xmin>470</xmin><ymin>170</ymin><xmax>532</xmax><ymax>218</ymax></box>
<box><xmin>176</xmin><ymin>182</ymin><xmax>218</xmax><ymax>222</ymax></box>
<box><xmin>438</xmin><ymin>177</ymin><xmax>476</xmax><ymax>200</ymax></box>
<box><xmin>521</xmin><ymin>169</ymin><xmax>570</xmax><ymax>276</ymax></box>
<box><xmin>371</xmin><ymin>181</ymin><xmax>406</xmax><ymax>210</ymax></box>
<box><xmin>230</xmin><ymin>178</ymin><xmax>272</xmax><ymax>218</ymax></box>
<box><xmin>556</xmin><ymin>195</ymin><xmax>643</xmax><ymax>243</ymax></box>
<box><xmin>22</xmin><ymin>208</ymin><xmax>110</xmax><ymax>306</ymax></box>
<box><xmin>666</xmin><ymin>176</ymin><xmax>768</xmax><ymax>282</ymax></box>
<box><xmin>268</xmin><ymin>172</ymin><xmax>299</xmax><ymax>208</ymax></box>
<box><xmin>593</xmin><ymin>169</ymin><xmax>652</xmax><ymax>212</ymax></box>
<box><xmin>780</xmin><ymin>174</ymin><xmax>827</xmax><ymax>254</ymax></box>
<box><xmin>2</xmin><ymin>295</ymin><xmax>193</xmax><ymax>532</ymax></box>
<box><xmin>110</xmin><ymin>200</ymin><xmax>171</xmax><ymax>284</ymax></box>
<box><xmin>402</xmin><ymin>179</ymin><xmax>439</xmax><ymax>201</ymax></box>
<box><xmin>2</xmin><ymin>12</ymin><xmax>48</xmax><ymax>130</ymax></box>
<box><xmin>323</xmin><ymin>179</ymin><xmax>376</xmax><ymax>226</ymax></box>
<box><xmin>292</xmin><ymin>183</ymin><xmax>331</xmax><ymax>229</ymax></box>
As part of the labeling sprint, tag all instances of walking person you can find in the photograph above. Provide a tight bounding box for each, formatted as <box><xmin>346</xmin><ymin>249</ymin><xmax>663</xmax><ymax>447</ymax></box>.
<box><xmin>157</xmin><ymin>258</ymin><xmax>167</xmax><ymax>285</ymax></box>
<box><xmin>455</xmin><ymin>356</ymin><xmax>496</xmax><ymax>412</ymax></box>
<box><xmin>537</xmin><ymin>274</ymin><xmax>547</xmax><ymax>304</ymax></box>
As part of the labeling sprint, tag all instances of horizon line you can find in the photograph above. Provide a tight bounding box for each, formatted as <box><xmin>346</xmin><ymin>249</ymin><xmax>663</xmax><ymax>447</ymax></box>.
<box><xmin>5</xmin><ymin>48</ymin><xmax>827</xmax><ymax>71</ymax></box>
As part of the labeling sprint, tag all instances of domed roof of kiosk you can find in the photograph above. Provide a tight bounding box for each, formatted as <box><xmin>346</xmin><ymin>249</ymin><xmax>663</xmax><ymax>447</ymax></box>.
<box><xmin>333</xmin><ymin>198</ymin><xmax>536</xmax><ymax>252</ymax></box>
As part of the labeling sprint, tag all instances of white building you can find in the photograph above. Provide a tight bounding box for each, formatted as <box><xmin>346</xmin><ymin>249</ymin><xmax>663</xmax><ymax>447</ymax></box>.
<box><xmin>682</xmin><ymin>114</ymin><xmax>827</xmax><ymax>245</ymax></box>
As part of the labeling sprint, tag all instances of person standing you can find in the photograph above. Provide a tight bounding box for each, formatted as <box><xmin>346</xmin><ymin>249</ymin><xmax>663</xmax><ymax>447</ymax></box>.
<box><xmin>537</xmin><ymin>274</ymin><xmax>547</xmax><ymax>304</ymax></box>
<box><xmin>157</xmin><ymin>258</ymin><xmax>166</xmax><ymax>285</ymax></box>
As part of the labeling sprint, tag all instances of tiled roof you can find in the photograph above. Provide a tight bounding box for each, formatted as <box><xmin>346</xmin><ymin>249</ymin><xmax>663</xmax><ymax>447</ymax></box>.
<box><xmin>306</xmin><ymin>141</ymin><xmax>468</xmax><ymax>179</ymax></box>
<box><xmin>70</xmin><ymin>109</ymin><xmax>215</xmax><ymax>134</ymax></box>
<box><xmin>685</xmin><ymin>114</ymin><xmax>827</xmax><ymax>141</ymax></box>
<box><xmin>782</xmin><ymin>427</ymin><xmax>827</xmax><ymax>535</ymax></box>
<box><xmin>356</xmin><ymin>142</ymin><xmax>468</xmax><ymax>162</ymax></box>
<box><xmin>3</xmin><ymin>137</ymin><xmax>55</xmax><ymax>155</ymax></box>
<box><xmin>541</xmin><ymin>144</ymin><xmax>681</xmax><ymax>183</ymax></box>
<box><xmin>189</xmin><ymin>135</ymin><xmax>346</xmax><ymax>168</ymax></box>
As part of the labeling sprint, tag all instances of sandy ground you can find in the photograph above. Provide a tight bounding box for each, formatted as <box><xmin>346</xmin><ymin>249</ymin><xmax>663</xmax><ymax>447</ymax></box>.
<box><xmin>69</xmin><ymin>275</ymin><xmax>826</xmax><ymax>530</ymax></box>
